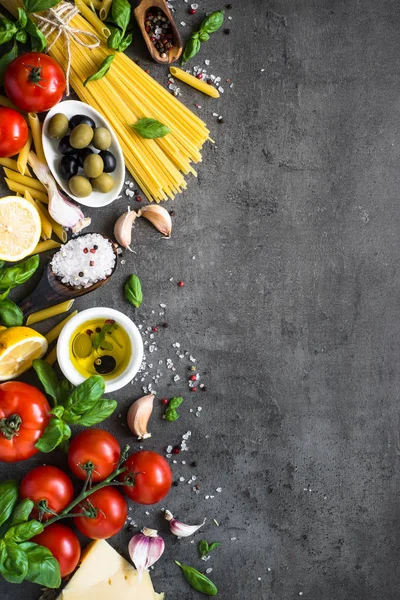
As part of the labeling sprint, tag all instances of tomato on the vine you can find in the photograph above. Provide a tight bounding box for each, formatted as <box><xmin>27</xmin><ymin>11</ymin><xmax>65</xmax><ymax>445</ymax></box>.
<box><xmin>20</xmin><ymin>465</ymin><xmax>74</xmax><ymax>520</ymax></box>
<box><xmin>67</xmin><ymin>429</ymin><xmax>120</xmax><ymax>482</ymax></box>
<box><xmin>0</xmin><ymin>382</ymin><xmax>50</xmax><ymax>462</ymax></box>
<box><xmin>4</xmin><ymin>52</ymin><xmax>66</xmax><ymax>113</ymax></box>
<box><xmin>74</xmin><ymin>487</ymin><xmax>127</xmax><ymax>539</ymax></box>
<box><xmin>120</xmin><ymin>451</ymin><xmax>172</xmax><ymax>505</ymax></box>
<box><xmin>32</xmin><ymin>523</ymin><xmax>81</xmax><ymax>577</ymax></box>
<box><xmin>0</xmin><ymin>107</ymin><xmax>29</xmax><ymax>158</ymax></box>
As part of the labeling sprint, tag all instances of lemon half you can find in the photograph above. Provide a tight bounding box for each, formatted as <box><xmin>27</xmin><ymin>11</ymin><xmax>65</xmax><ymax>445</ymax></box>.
<box><xmin>0</xmin><ymin>196</ymin><xmax>41</xmax><ymax>262</ymax></box>
<box><xmin>0</xmin><ymin>327</ymin><xmax>48</xmax><ymax>381</ymax></box>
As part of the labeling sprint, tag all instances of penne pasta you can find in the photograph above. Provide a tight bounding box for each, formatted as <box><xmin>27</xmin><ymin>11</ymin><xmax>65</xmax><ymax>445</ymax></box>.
<box><xmin>27</xmin><ymin>239</ymin><xmax>61</xmax><ymax>256</ymax></box>
<box><xmin>75</xmin><ymin>0</ymin><xmax>110</xmax><ymax>38</ymax></box>
<box><xmin>169</xmin><ymin>67</ymin><xmax>220</xmax><ymax>98</ymax></box>
<box><xmin>45</xmin><ymin>310</ymin><xmax>78</xmax><ymax>344</ymax></box>
<box><xmin>99</xmin><ymin>0</ymin><xmax>112</xmax><ymax>20</ymax></box>
<box><xmin>4</xmin><ymin>178</ymin><xmax>48</xmax><ymax>203</ymax></box>
<box><xmin>17</xmin><ymin>132</ymin><xmax>32</xmax><ymax>175</ymax></box>
<box><xmin>81</xmin><ymin>0</ymin><xmax>102</xmax><ymax>8</ymax></box>
<box><xmin>0</xmin><ymin>158</ymin><xmax>31</xmax><ymax>175</ymax></box>
<box><xmin>24</xmin><ymin>192</ymin><xmax>52</xmax><ymax>240</ymax></box>
<box><xmin>3</xmin><ymin>167</ymin><xmax>46</xmax><ymax>192</ymax></box>
<box><xmin>28</xmin><ymin>113</ymin><xmax>46</xmax><ymax>163</ymax></box>
<box><xmin>45</xmin><ymin>345</ymin><xmax>58</xmax><ymax>366</ymax></box>
<box><xmin>34</xmin><ymin>199</ymin><xmax>67</xmax><ymax>243</ymax></box>
<box><xmin>26</xmin><ymin>300</ymin><xmax>75</xmax><ymax>326</ymax></box>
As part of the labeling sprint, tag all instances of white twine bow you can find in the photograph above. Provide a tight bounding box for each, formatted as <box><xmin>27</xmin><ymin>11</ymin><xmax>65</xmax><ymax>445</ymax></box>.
<box><xmin>33</xmin><ymin>3</ymin><xmax>100</xmax><ymax>96</ymax></box>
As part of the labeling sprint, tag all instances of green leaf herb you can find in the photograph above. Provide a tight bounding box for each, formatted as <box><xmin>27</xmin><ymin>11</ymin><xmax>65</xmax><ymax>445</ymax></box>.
<box><xmin>0</xmin><ymin>42</ymin><xmax>18</xmax><ymax>87</ymax></box>
<box><xmin>84</xmin><ymin>54</ymin><xmax>115</xmax><ymax>86</ymax></box>
<box><xmin>163</xmin><ymin>396</ymin><xmax>183</xmax><ymax>422</ymax></box>
<box><xmin>0</xmin><ymin>255</ymin><xmax>39</xmax><ymax>292</ymax></box>
<box><xmin>4</xmin><ymin>520</ymin><xmax>43</xmax><ymax>544</ymax></box>
<box><xmin>91</xmin><ymin>321</ymin><xmax>117</xmax><ymax>351</ymax></box>
<box><xmin>199</xmin><ymin>539</ymin><xmax>221</xmax><ymax>559</ymax></box>
<box><xmin>16</xmin><ymin>8</ymin><xmax>28</xmax><ymax>29</ymax></box>
<box><xmin>65</xmin><ymin>375</ymin><xmax>105</xmax><ymax>415</ymax></box>
<box><xmin>0</xmin><ymin>542</ymin><xmax>28</xmax><ymax>584</ymax></box>
<box><xmin>131</xmin><ymin>118</ymin><xmax>171</xmax><ymax>139</ymax></box>
<box><xmin>175</xmin><ymin>561</ymin><xmax>218</xmax><ymax>596</ymax></box>
<box><xmin>25</xmin><ymin>18</ymin><xmax>47</xmax><ymax>52</ymax></box>
<box><xmin>9</xmin><ymin>500</ymin><xmax>34</xmax><ymax>527</ymax></box>
<box><xmin>0</xmin><ymin>481</ymin><xmax>18</xmax><ymax>528</ymax></box>
<box><xmin>76</xmin><ymin>399</ymin><xmax>117</xmax><ymax>427</ymax></box>
<box><xmin>24</xmin><ymin>0</ymin><xmax>60</xmax><ymax>14</ymax></box>
<box><xmin>32</xmin><ymin>359</ymin><xmax>59</xmax><ymax>402</ymax></box>
<box><xmin>124</xmin><ymin>274</ymin><xmax>143</xmax><ymax>307</ymax></box>
<box><xmin>182</xmin><ymin>10</ymin><xmax>224</xmax><ymax>65</ymax></box>
<box><xmin>0</xmin><ymin>300</ymin><xmax>23</xmax><ymax>327</ymax></box>
<box><xmin>34</xmin><ymin>417</ymin><xmax>71</xmax><ymax>453</ymax></box>
<box><xmin>19</xmin><ymin>541</ymin><xmax>61</xmax><ymax>587</ymax></box>
<box><xmin>106</xmin><ymin>0</ymin><xmax>132</xmax><ymax>52</ymax></box>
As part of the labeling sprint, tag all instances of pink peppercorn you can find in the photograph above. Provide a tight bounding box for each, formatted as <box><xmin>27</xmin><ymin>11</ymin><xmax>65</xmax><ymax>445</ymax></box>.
<box><xmin>189</xmin><ymin>7</ymin><xmax>196</xmax><ymax>14</ymax></box>
<box><xmin>136</xmin><ymin>195</ymin><xmax>143</xmax><ymax>202</ymax></box>
<box><xmin>152</xmin><ymin>326</ymin><xmax>158</xmax><ymax>332</ymax></box>
<box><xmin>172</xmin><ymin>447</ymin><xmax>180</xmax><ymax>454</ymax></box>
<box><xmin>196</xmin><ymin>73</ymin><xmax>203</xmax><ymax>79</ymax></box>
<box><xmin>191</xmin><ymin>387</ymin><xmax>197</xmax><ymax>392</ymax></box>
<box><xmin>190</xmin><ymin>375</ymin><xmax>197</xmax><ymax>381</ymax></box>
<box><xmin>178</xmin><ymin>281</ymin><xmax>184</xmax><ymax>287</ymax></box>
<box><xmin>83</xmin><ymin>248</ymin><xmax>89</xmax><ymax>254</ymax></box>
<box><xmin>89</xmin><ymin>260</ymin><xmax>95</xmax><ymax>267</ymax></box>
<box><xmin>161</xmin><ymin>398</ymin><xmax>169</xmax><ymax>405</ymax></box>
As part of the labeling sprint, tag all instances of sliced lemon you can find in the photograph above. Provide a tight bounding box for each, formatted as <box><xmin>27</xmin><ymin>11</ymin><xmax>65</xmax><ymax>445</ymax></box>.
<box><xmin>0</xmin><ymin>196</ymin><xmax>41</xmax><ymax>262</ymax></box>
<box><xmin>0</xmin><ymin>327</ymin><xmax>48</xmax><ymax>381</ymax></box>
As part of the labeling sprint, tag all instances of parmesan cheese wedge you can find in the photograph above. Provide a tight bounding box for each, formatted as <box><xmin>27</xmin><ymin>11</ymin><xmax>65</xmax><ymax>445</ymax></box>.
<box><xmin>56</xmin><ymin>539</ymin><xmax>164</xmax><ymax>600</ymax></box>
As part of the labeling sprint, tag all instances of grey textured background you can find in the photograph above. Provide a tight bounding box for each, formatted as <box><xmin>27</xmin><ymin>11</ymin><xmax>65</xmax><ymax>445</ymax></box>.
<box><xmin>1</xmin><ymin>0</ymin><xmax>400</xmax><ymax>598</ymax></box>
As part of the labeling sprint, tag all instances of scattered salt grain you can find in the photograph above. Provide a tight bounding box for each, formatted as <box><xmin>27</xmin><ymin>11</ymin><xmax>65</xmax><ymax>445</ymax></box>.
<box><xmin>173</xmin><ymin>375</ymin><xmax>180</xmax><ymax>382</ymax></box>
<box><xmin>206</xmin><ymin>568</ymin><xmax>213</xmax><ymax>574</ymax></box>
<box><xmin>179</xmin><ymin>476</ymin><xmax>185</xmax><ymax>482</ymax></box>
<box><xmin>216</xmin><ymin>487</ymin><xmax>222</xmax><ymax>493</ymax></box>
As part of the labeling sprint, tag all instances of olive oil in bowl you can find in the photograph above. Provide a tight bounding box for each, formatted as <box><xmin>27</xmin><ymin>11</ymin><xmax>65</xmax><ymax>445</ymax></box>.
<box><xmin>70</xmin><ymin>318</ymin><xmax>131</xmax><ymax>380</ymax></box>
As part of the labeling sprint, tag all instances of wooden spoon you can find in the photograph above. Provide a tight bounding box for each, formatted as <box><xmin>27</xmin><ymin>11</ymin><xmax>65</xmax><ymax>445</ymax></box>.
<box><xmin>134</xmin><ymin>0</ymin><xmax>182</xmax><ymax>64</ymax></box>
<box><xmin>18</xmin><ymin>236</ymin><xmax>118</xmax><ymax>317</ymax></box>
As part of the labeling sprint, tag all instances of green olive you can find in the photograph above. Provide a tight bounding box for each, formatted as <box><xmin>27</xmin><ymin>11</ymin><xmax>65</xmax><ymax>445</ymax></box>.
<box><xmin>70</xmin><ymin>124</ymin><xmax>94</xmax><ymax>149</ymax></box>
<box><xmin>92</xmin><ymin>127</ymin><xmax>112</xmax><ymax>150</ymax></box>
<box><xmin>48</xmin><ymin>113</ymin><xmax>69</xmax><ymax>139</ymax></box>
<box><xmin>91</xmin><ymin>172</ymin><xmax>114</xmax><ymax>193</ymax></box>
<box><xmin>69</xmin><ymin>175</ymin><xmax>92</xmax><ymax>197</ymax></box>
<box><xmin>83</xmin><ymin>153</ymin><xmax>104</xmax><ymax>178</ymax></box>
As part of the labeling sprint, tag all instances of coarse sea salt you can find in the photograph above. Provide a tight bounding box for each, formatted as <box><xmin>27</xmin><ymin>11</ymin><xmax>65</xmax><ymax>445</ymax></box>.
<box><xmin>51</xmin><ymin>234</ymin><xmax>115</xmax><ymax>289</ymax></box>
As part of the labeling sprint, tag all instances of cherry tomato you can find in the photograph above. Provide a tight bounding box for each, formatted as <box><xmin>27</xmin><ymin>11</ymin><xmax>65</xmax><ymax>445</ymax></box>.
<box><xmin>0</xmin><ymin>382</ymin><xmax>50</xmax><ymax>462</ymax></box>
<box><xmin>20</xmin><ymin>465</ymin><xmax>74</xmax><ymax>521</ymax></box>
<box><xmin>120</xmin><ymin>451</ymin><xmax>172</xmax><ymax>505</ymax></box>
<box><xmin>74</xmin><ymin>487</ymin><xmax>127</xmax><ymax>539</ymax></box>
<box><xmin>4</xmin><ymin>52</ymin><xmax>66</xmax><ymax>113</ymax></box>
<box><xmin>0</xmin><ymin>107</ymin><xmax>29</xmax><ymax>158</ymax></box>
<box><xmin>67</xmin><ymin>429</ymin><xmax>120</xmax><ymax>483</ymax></box>
<box><xmin>32</xmin><ymin>523</ymin><xmax>81</xmax><ymax>577</ymax></box>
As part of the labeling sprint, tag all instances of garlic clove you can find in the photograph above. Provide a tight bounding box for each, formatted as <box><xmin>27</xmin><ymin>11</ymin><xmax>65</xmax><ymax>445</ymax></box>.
<box><xmin>113</xmin><ymin>207</ymin><xmax>138</xmax><ymax>251</ymax></box>
<box><xmin>127</xmin><ymin>394</ymin><xmax>154</xmax><ymax>440</ymax></box>
<box><xmin>164</xmin><ymin>509</ymin><xmax>206</xmax><ymax>537</ymax></box>
<box><xmin>128</xmin><ymin>528</ymin><xmax>165</xmax><ymax>581</ymax></box>
<box><xmin>138</xmin><ymin>205</ymin><xmax>172</xmax><ymax>237</ymax></box>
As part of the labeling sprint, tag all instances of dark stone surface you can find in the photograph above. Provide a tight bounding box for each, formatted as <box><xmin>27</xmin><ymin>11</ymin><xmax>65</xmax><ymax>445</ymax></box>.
<box><xmin>1</xmin><ymin>0</ymin><xmax>400</xmax><ymax>598</ymax></box>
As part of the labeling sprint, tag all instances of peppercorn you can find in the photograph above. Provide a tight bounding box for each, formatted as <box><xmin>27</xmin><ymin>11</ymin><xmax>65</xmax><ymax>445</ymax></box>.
<box><xmin>190</xmin><ymin>461</ymin><xmax>198</xmax><ymax>468</ymax></box>
<box><xmin>218</xmin><ymin>116</ymin><xmax>224</xmax><ymax>123</ymax></box>
<box><xmin>173</xmin><ymin>481</ymin><xmax>179</xmax><ymax>487</ymax></box>
<box><xmin>163</xmin><ymin>322</ymin><xmax>169</xmax><ymax>328</ymax></box>
<box><xmin>189</xmin><ymin>7</ymin><xmax>196</xmax><ymax>14</ymax></box>
<box><xmin>169</xmin><ymin>210</ymin><xmax>175</xmax><ymax>216</ymax></box>
<box><xmin>178</xmin><ymin>281</ymin><xmax>184</xmax><ymax>287</ymax></box>
<box><xmin>89</xmin><ymin>260</ymin><xmax>95</xmax><ymax>266</ymax></box>
<box><xmin>223</xmin><ymin>28</ymin><xmax>230</xmax><ymax>34</ymax></box>
<box><xmin>172</xmin><ymin>446</ymin><xmax>180</xmax><ymax>454</ymax></box>
<box><xmin>161</xmin><ymin>398</ymin><xmax>169</xmax><ymax>405</ymax></box>
<box><xmin>190</xmin><ymin>375</ymin><xmax>197</xmax><ymax>381</ymax></box>
<box><xmin>191</xmin><ymin>387</ymin><xmax>197</xmax><ymax>392</ymax></box>
<box><xmin>136</xmin><ymin>195</ymin><xmax>143</xmax><ymax>202</ymax></box>
<box><xmin>201</xmin><ymin>386</ymin><xmax>207</xmax><ymax>392</ymax></box>
<box><xmin>93</xmin><ymin>245</ymin><xmax>98</xmax><ymax>250</ymax></box>
<box><xmin>152</xmin><ymin>326</ymin><xmax>158</xmax><ymax>332</ymax></box>
<box><xmin>90</xmin><ymin>248</ymin><xmax>96</xmax><ymax>254</ymax></box>
<box><xmin>83</xmin><ymin>247</ymin><xmax>89</xmax><ymax>253</ymax></box>
<box><xmin>226</xmin><ymin>3</ymin><xmax>232</xmax><ymax>8</ymax></box>
<box><xmin>78</xmin><ymin>271</ymin><xmax>84</xmax><ymax>277</ymax></box>
<box><xmin>96</xmin><ymin>327</ymin><xmax>101</xmax><ymax>333</ymax></box>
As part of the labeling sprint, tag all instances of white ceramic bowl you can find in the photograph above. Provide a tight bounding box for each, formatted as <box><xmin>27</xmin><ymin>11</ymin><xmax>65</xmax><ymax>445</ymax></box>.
<box><xmin>42</xmin><ymin>100</ymin><xmax>124</xmax><ymax>208</ymax></box>
<box><xmin>57</xmin><ymin>308</ymin><xmax>143</xmax><ymax>393</ymax></box>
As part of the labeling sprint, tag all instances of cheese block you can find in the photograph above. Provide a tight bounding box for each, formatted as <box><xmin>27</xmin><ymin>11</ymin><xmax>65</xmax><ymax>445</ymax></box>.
<box><xmin>56</xmin><ymin>539</ymin><xmax>164</xmax><ymax>600</ymax></box>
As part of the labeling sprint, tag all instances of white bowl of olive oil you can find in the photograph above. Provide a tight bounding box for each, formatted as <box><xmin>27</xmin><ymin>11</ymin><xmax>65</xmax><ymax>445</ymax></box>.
<box><xmin>57</xmin><ymin>308</ymin><xmax>143</xmax><ymax>393</ymax></box>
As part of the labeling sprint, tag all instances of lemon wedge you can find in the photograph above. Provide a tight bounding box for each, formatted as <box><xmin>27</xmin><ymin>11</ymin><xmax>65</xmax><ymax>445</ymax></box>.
<box><xmin>0</xmin><ymin>327</ymin><xmax>48</xmax><ymax>381</ymax></box>
<box><xmin>0</xmin><ymin>196</ymin><xmax>41</xmax><ymax>262</ymax></box>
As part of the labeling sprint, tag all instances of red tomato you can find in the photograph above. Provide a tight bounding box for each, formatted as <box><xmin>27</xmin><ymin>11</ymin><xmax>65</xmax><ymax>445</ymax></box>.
<box><xmin>32</xmin><ymin>523</ymin><xmax>81</xmax><ymax>577</ymax></box>
<box><xmin>74</xmin><ymin>487</ymin><xmax>127</xmax><ymax>539</ymax></box>
<box><xmin>4</xmin><ymin>52</ymin><xmax>66</xmax><ymax>113</ymax></box>
<box><xmin>0</xmin><ymin>107</ymin><xmax>28</xmax><ymax>158</ymax></box>
<box><xmin>67</xmin><ymin>429</ymin><xmax>120</xmax><ymax>482</ymax></box>
<box><xmin>0</xmin><ymin>382</ymin><xmax>50</xmax><ymax>462</ymax></box>
<box><xmin>20</xmin><ymin>466</ymin><xmax>74</xmax><ymax>521</ymax></box>
<box><xmin>120</xmin><ymin>451</ymin><xmax>172</xmax><ymax>505</ymax></box>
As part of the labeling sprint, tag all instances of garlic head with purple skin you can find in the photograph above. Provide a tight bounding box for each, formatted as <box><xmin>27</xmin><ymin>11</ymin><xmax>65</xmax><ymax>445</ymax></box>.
<box><xmin>164</xmin><ymin>509</ymin><xmax>206</xmax><ymax>537</ymax></box>
<box><xmin>128</xmin><ymin>528</ymin><xmax>165</xmax><ymax>581</ymax></box>
<box><xmin>127</xmin><ymin>394</ymin><xmax>154</xmax><ymax>440</ymax></box>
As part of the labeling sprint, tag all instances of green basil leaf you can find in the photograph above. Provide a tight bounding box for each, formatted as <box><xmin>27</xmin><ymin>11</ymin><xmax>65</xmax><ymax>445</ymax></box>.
<box><xmin>0</xmin><ymin>299</ymin><xmax>23</xmax><ymax>327</ymax></box>
<box><xmin>181</xmin><ymin>35</ymin><xmax>201</xmax><ymax>64</ymax></box>
<box><xmin>24</xmin><ymin>0</ymin><xmax>61</xmax><ymax>14</ymax></box>
<box><xmin>51</xmin><ymin>405</ymin><xmax>64</xmax><ymax>419</ymax></box>
<box><xmin>199</xmin><ymin>31</ymin><xmax>210</xmax><ymax>42</ymax></box>
<box><xmin>17</xmin><ymin>8</ymin><xmax>28</xmax><ymax>29</ymax></box>
<box><xmin>175</xmin><ymin>561</ymin><xmax>218</xmax><ymax>596</ymax></box>
<box><xmin>131</xmin><ymin>118</ymin><xmax>171</xmax><ymax>140</ymax></box>
<box><xmin>57</xmin><ymin>379</ymin><xmax>73</xmax><ymax>405</ymax></box>
<box><xmin>111</xmin><ymin>0</ymin><xmax>131</xmax><ymax>35</ymax></box>
<box><xmin>107</xmin><ymin>27</ymin><xmax>122</xmax><ymax>50</ymax></box>
<box><xmin>124</xmin><ymin>274</ymin><xmax>143</xmax><ymax>307</ymax></box>
<box><xmin>0</xmin><ymin>41</ymin><xmax>18</xmax><ymax>87</ymax></box>
<box><xmin>169</xmin><ymin>396</ymin><xmax>183</xmax><ymax>410</ymax></box>
<box><xmin>34</xmin><ymin>417</ymin><xmax>71</xmax><ymax>453</ymax></box>
<box><xmin>0</xmin><ymin>288</ymin><xmax>10</xmax><ymax>300</ymax></box>
<box><xmin>84</xmin><ymin>54</ymin><xmax>114</xmax><ymax>86</ymax></box>
<box><xmin>208</xmin><ymin>542</ymin><xmax>221</xmax><ymax>553</ymax></box>
<box><xmin>10</xmin><ymin>500</ymin><xmax>34</xmax><ymax>526</ymax></box>
<box><xmin>5</xmin><ymin>520</ymin><xmax>43</xmax><ymax>543</ymax></box>
<box><xmin>19</xmin><ymin>541</ymin><xmax>61</xmax><ymax>588</ymax></box>
<box><xmin>0</xmin><ymin>481</ymin><xmax>18</xmax><ymax>528</ymax></box>
<box><xmin>76</xmin><ymin>399</ymin><xmax>117</xmax><ymax>427</ymax></box>
<box><xmin>0</xmin><ymin>17</ymin><xmax>15</xmax><ymax>30</ymax></box>
<box><xmin>0</xmin><ymin>254</ymin><xmax>39</xmax><ymax>291</ymax></box>
<box><xmin>15</xmin><ymin>30</ymin><xmax>27</xmax><ymax>43</ymax></box>
<box><xmin>32</xmin><ymin>358</ymin><xmax>59</xmax><ymax>402</ymax></box>
<box><xmin>0</xmin><ymin>27</ymin><xmax>17</xmax><ymax>45</ymax></box>
<box><xmin>200</xmin><ymin>10</ymin><xmax>225</xmax><ymax>34</ymax></box>
<box><xmin>163</xmin><ymin>408</ymin><xmax>179</xmax><ymax>422</ymax></box>
<box><xmin>199</xmin><ymin>539</ymin><xmax>209</xmax><ymax>558</ymax></box>
<box><xmin>65</xmin><ymin>375</ymin><xmax>105</xmax><ymax>416</ymax></box>
<box><xmin>25</xmin><ymin>17</ymin><xmax>47</xmax><ymax>51</ymax></box>
<box><xmin>0</xmin><ymin>260</ymin><xmax>4</xmax><ymax>269</ymax></box>
<box><xmin>0</xmin><ymin>542</ymin><xmax>28</xmax><ymax>583</ymax></box>
<box><xmin>117</xmin><ymin>32</ymin><xmax>132</xmax><ymax>52</ymax></box>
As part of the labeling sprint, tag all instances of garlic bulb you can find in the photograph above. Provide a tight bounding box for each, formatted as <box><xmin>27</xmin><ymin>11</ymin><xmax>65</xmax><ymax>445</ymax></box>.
<box><xmin>128</xmin><ymin>528</ymin><xmax>165</xmax><ymax>581</ymax></box>
<box><xmin>164</xmin><ymin>509</ymin><xmax>206</xmax><ymax>537</ymax></box>
<box><xmin>113</xmin><ymin>207</ymin><xmax>138</xmax><ymax>251</ymax></box>
<box><xmin>28</xmin><ymin>152</ymin><xmax>90</xmax><ymax>232</ymax></box>
<box><xmin>127</xmin><ymin>394</ymin><xmax>154</xmax><ymax>440</ymax></box>
<box><xmin>138</xmin><ymin>205</ymin><xmax>172</xmax><ymax>237</ymax></box>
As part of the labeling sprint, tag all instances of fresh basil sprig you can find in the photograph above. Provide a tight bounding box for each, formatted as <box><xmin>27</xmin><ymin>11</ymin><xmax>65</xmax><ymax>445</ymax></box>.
<box><xmin>131</xmin><ymin>118</ymin><xmax>171</xmax><ymax>139</ymax></box>
<box><xmin>0</xmin><ymin>300</ymin><xmax>23</xmax><ymax>327</ymax></box>
<box><xmin>84</xmin><ymin>54</ymin><xmax>115</xmax><ymax>87</ymax></box>
<box><xmin>182</xmin><ymin>10</ymin><xmax>225</xmax><ymax>64</ymax></box>
<box><xmin>24</xmin><ymin>0</ymin><xmax>60</xmax><ymax>13</ymax></box>
<box><xmin>107</xmin><ymin>0</ymin><xmax>133</xmax><ymax>52</ymax></box>
<box><xmin>0</xmin><ymin>255</ymin><xmax>39</xmax><ymax>293</ymax></box>
<box><xmin>163</xmin><ymin>396</ymin><xmax>183</xmax><ymax>422</ymax></box>
<box><xmin>199</xmin><ymin>539</ymin><xmax>221</xmax><ymax>559</ymax></box>
<box><xmin>175</xmin><ymin>561</ymin><xmax>218</xmax><ymax>596</ymax></box>
<box><xmin>124</xmin><ymin>274</ymin><xmax>143</xmax><ymax>308</ymax></box>
<box><xmin>32</xmin><ymin>360</ymin><xmax>117</xmax><ymax>453</ymax></box>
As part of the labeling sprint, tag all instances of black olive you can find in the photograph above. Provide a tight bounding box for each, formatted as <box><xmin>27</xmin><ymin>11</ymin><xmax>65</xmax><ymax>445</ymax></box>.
<box><xmin>78</xmin><ymin>147</ymin><xmax>96</xmax><ymax>168</ymax></box>
<box><xmin>94</xmin><ymin>355</ymin><xmax>116</xmax><ymax>375</ymax></box>
<box><xmin>69</xmin><ymin>114</ymin><xmax>96</xmax><ymax>130</ymax></box>
<box><xmin>59</xmin><ymin>155</ymin><xmax>79</xmax><ymax>180</ymax></box>
<box><xmin>99</xmin><ymin>150</ymin><xmax>117</xmax><ymax>173</ymax></box>
<box><xmin>58</xmin><ymin>135</ymin><xmax>76</xmax><ymax>155</ymax></box>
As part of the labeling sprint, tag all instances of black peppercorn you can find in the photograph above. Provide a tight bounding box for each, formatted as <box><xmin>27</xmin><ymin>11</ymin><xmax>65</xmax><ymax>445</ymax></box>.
<box><xmin>190</xmin><ymin>461</ymin><xmax>198</xmax><ymax>468</ymax></box>
<box><xmin>223</xmin><ymin>28</ymin><xmax>230</xmax><ymax>34</ymax></box>
<box><xmin>78</xmin><ymin>271</ymin><xmax>84</xmax><ymax>277</ymax></box>
<box><xmin>173</xmin><ymin>481</ymin><xmax>179</xmax><ymax>487</ymax></box>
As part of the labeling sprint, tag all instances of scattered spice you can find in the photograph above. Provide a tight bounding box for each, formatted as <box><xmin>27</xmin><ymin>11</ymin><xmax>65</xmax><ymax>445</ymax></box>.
<box><xmin>145</xmin><ymin>9</ymin><xmax>174</xmax><ymax>57</ymax></box>
<box><xmin>178</xmin><ymin>281</ymin><xmax>184</xmax><ymax>287</ymax></box>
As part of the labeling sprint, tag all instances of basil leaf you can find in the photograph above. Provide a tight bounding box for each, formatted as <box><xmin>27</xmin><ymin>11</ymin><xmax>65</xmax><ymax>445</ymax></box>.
<box><xmin>169</xmin><ymin>396</ymin><xmax>183</xmax><ymax>410</ymax></box>
<box><xmin>117</xmin><ymin>32</ymin><xmax>132</xmax><ymax>52</ymax></box>
<box><xmin>111</xmin><ymin>0</ymin><xmax>131</xmax><ymax>35</ymax></box>
<box><xmin>131</xmin><ymin>118</ymin><xmax>171</xmax><ymax>139</ymax></box>
<box><xmin>15</xmin><ymin>30</ymin><xmax>27</xmax><ymax>43</ymax></box>
<box><xmin>17</xmin><ymin>8</ymin><xmax>28</xmax><ymax>29</ymax></box>
<box><xmin>0</xmin><ymin>288</ymin><xmax>10</xmax><ymax>300</ymax></box>
<box><xmin>200</xmin><ymin>10</ymin><xmax>225</xmax><ymax>34</ymax></box>
<box><xmin>24</xmin><ymin>0</ymin><xmax>61</xmax><ymax>14</ymax></box>
<box><xmin>199</xmin><ymin>539</ymin><xmax>209</xmax><ymax>558</ymax></box>
<box><xmin>65</xmin><ymin>375</ymin><xmax>105</xmax><ymax>416</ymax></box>
<box><xmin>199</xmin><ymin>31</ymin><xmax>210</xmax><ymax>42</ymax></box>
<box><xmin>0</xmin><ymin>481</ymin><xmax>18</xmax><ymax>528</ymax></box>
<box><xmin>163</xmin><ymin>408</ymin><xmax>179</xmax><ymax>422</ymax></box>
<box><xmin>76</xmin><ymin>399</ymin><xmax>117</xmax><ymax>427</ymax></box>
<box><xmin>57</xmin><ymin>379</ymin><xmax>73</xmax><ymax>405</ymax></box>
<box><xmin>124</xmin><ymin>274</ymin><xmax>143</xmax><ymax>307</ymax></box>
<box><xmin>32</xmin><ymin>358</ymin><xmax>59</xmax><ymax>402</ymax></box>
<box><xmin>26</xmin><ymin>18</ymin><xmax>47</xmax><ymax>51</ymax></box>
<box><xmin>0</xmin><ymin>542</ymin><xmax>28</xmax><ymax>584</ymax></box>
<box><xmin>0</xmin><ymin>41</ymin><xmax>18</xmax><ymax>87</ymax></box>
<box><xmin>0</xmin><ymin>254</ymin><xmax>39</xmax><ymax>291</ymax></box>
<box><xmin>208</xmin><ymin>542</ymin><xmax>221</xmax><ymax>553</ymax></box>
<box><xmin>0</xmin><ymin>261</ymin><xmax>4</xmax><ymax>268</ymax></box>
<box><xmin>10</xmin><ymin>500</ymin><xmax>34</xmax><ymax>526</ymax></box>
<box><xmin>181</xmin><ymin>35</ymin><xmax>201</xmax><ymax>64</ymax></box>
<box><xmin>0</xmin><ymin>299</ymin><xmax>23</xmax><ymax>327</ymax></box>
<box><xmin>51</xmin><ymin>405</ymin><xmax>64</xmax><ymax>419</ymax></box>
<box><xmin>34</xmin><ymin>417</ymin><xmax>71</xmax><ymax>453</ymax></box>
<box><xmin>107</xmin><ymin>27</ymin><xmax>122</xmax><ymax>50</ymax></box>
<box><xmin>19</xmin><ymin>541</ymin><xmax>61</xmax><ymax>588</ymax></box>
<box><xmin>0</xmin><ymin>27</ymin><xmax>17</xmax><ymax>45</ymax></box>
<box><xmin>84</xmin><ymin>54</ymin><xmax>114</xmax><ymax>86</ymax></box>
<box><xmin>5</xmin><ymin>520</ymin><xmax>43</xmax><ymax>543</ymax></box>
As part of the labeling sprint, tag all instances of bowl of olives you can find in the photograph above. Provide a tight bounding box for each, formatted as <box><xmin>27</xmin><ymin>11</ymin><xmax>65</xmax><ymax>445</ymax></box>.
<box><xmin>42</xmin><ymin>100</ymin><xmax>124</xmax><ymax>208</ymax></box>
